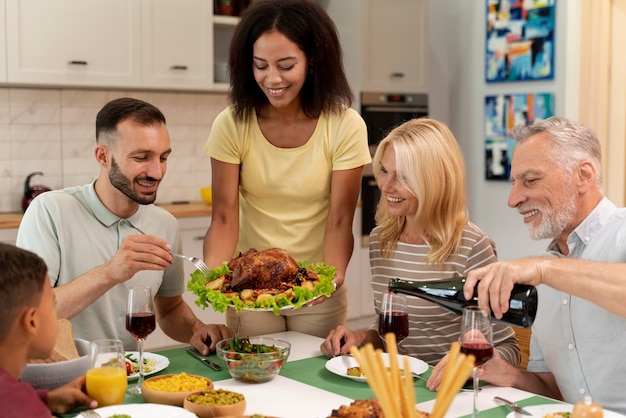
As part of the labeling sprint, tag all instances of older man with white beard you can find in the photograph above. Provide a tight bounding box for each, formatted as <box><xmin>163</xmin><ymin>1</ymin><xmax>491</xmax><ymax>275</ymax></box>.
<box><xmin>463</xmin><ymin>116</ymin><xmax>626</xmax><ymax>415</ymax></box>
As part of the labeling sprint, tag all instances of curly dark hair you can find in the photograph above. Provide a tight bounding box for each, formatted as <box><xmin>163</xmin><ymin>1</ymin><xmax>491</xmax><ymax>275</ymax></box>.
<box><xmin>228</xmin><ymin>0</ymin><xmax>353</xmax><ymax>121</ymax></box>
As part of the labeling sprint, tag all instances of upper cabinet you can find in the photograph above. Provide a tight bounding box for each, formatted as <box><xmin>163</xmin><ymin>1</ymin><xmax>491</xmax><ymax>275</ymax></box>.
<box><xmin>3</xmin><ymin>0</ymin><xmax>237</xmax><ymax>91</ymax></box>
<box><xmin>362</xmin><ymin>0</ymin><xmax>428</xmax><ymax>93</ymax></box>
<box><xmin>141</xmin><ymin>0</ymin><xmax>214</xmax><ymax>90</ymax></box>
<box><xmin>5</xmin><ymin>0</ymin><xmax>142</xmax><ymax>88</ymax></box>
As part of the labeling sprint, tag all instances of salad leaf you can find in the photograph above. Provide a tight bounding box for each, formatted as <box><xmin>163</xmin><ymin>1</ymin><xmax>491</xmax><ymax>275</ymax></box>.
<box><xmin>125</xmin><ymin>353</ymin><xmax>156</xmax><ymax>376</ymax></box>
<box><xmin>187</xmin><ymin>260</ymin><xmax>336</xmax><ymax>315</ymax></box>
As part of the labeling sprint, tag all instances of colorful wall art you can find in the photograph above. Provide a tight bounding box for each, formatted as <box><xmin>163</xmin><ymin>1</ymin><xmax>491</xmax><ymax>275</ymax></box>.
<box><xmin>486</xmin><ymin>0</ymin><xmax>555</xmax><ymax>82</ymax></box>
<box><xmin>485</xmin><ymin>92</ymin><xmax>554</xmax><ymax>180</ymax></box>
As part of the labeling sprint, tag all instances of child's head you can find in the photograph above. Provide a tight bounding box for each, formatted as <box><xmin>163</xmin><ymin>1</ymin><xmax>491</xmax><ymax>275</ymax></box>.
<box><xmin>0</xmin><ymin>243</ymin><xmax>58</xmax><ymax>357</ymax></box>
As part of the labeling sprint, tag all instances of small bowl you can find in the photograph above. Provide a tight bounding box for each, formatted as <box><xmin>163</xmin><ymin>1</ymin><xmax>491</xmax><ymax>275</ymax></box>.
<box><xmin>200</xmin><ymin>187</ymin><xmax>212</xmax><ymax>205</ymax></box>
<box><xmin>215</xmin><ymin>337</ymin><xmax>290</xmax><ymax>383</ymax></box>
<box><xmin>183</xmin><ymin>389</ymin><xmax>246</xmax><ymax>418</ymax></box>
<box><xmin>141</xmin><ymin>373</ymin><xmax>214</xmax><ymax>406</ymax></box>
<box><xmin>20</xmin><ymin>338</ymin><xmax>90</xmax><ymax>389</ymax></box>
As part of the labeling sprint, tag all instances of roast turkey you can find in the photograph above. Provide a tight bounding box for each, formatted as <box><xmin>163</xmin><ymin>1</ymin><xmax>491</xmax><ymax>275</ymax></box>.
<box><xmin>227</xmin><ymin>248</ymin><xmax>306</xmax><ymax>291</ymax></box>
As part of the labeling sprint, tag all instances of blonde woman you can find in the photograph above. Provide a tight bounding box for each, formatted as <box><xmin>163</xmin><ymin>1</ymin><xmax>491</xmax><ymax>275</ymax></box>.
<box><xmin>320</xmin><ymin>118</ymin><xmax>521</xmax><ymax>390</ymax></box>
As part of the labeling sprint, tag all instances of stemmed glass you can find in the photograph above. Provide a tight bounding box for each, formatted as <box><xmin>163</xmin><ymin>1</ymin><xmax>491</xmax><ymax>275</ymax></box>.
<box><xmin>459</xmin><ymin>306</ymin><xmax>494</xmax><ymax>418</ymax></box>
<box><xmin>378</xmin><ymin>291</ymin><xmax>409</xmax><ymax>346</ymax></box>
<box><xmin>126</xmin><ymin>286</ymin><xmax>156</xmax><ymax>394</ymax></box>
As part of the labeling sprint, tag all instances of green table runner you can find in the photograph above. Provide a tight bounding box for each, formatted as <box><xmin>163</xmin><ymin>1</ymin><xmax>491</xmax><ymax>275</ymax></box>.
<box><xmin>280</xmin><ymin>355</ymin><xmax>439</xmax><ymax>404</ymax></box>
<box><xmin>460</xmin><ymin>395</ymin><xmax>562</xmax><ymax>418</ymax></box>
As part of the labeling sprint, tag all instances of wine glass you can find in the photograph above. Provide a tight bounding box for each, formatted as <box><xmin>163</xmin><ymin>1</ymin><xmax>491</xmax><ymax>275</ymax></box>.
<box><xmin>126</xmin><ymin>286</ymin><xmax>156</xmax><ymax>394</ymax></box>
<box><xmin>459</xmin><ymin>306</ymin><xmax>494</xmax><ymax>418</ymax></box>
<box><xmin>86</xmin><ymin>339</ymin><xmax>127</xmax><ymax>406</ymax></box>
<box><xmin>378</xmin><ymin>291</ymin><xmax>409</xmax><ymax>346</ymax></box>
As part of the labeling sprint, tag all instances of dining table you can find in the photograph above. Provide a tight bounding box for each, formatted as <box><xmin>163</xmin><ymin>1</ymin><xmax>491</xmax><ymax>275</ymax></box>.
<box><xmin>64</xmin><ymin>331</ymin><xmax>613</xmax><ymax>418</ymax></box>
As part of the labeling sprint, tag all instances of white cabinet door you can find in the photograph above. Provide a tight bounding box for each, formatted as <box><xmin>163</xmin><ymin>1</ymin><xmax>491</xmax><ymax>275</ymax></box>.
<box><xmin>0</xmin><ymin>0</ymin><xmax>6</xmax><ymax>83</ymax></box>
<box><xmin>5</xmin><ymin>0</ymin><xmax>141</xmax><ymax>87</ymax></box>
<box><xmin>141</xmin><ymin>0</ymin><xmax>214</xmax><ymax>90</ymax></box>
<box><xmin>362</xmin><ymin>0</ymin><xmax>428</xmax><ymax>93</ymax></box>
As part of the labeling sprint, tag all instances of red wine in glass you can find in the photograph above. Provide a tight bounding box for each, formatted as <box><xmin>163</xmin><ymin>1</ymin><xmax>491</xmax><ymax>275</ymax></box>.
<box><xmin>126</xmin><ymin>286</ymin><xmax>155</xmax><ymax>395</ymax></box>
<box><xmin>460</xmin><ymin>342</ymin><xmax>494</xmax><ymax>366</ymax></box>
<box><xmin>126</xmin><ymin>312</ymin><xmax>156</xmax><ymax>339</ymax></box>
<box><xmin>379</xmin><ymin>310</ymin><xmax>409</xmax><ymax>342</ymax></box>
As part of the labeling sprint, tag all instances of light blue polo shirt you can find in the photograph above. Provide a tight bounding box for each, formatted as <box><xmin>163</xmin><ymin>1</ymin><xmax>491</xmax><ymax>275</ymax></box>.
<box><xmin>528</xmin><ymin>198</ymin><xmax>626</xmax><ymax>414</ymax></box>
<box><xmin>16</xmin><ymin>182</ymin><xmax>184</xmax><ymax>350</ymax></box>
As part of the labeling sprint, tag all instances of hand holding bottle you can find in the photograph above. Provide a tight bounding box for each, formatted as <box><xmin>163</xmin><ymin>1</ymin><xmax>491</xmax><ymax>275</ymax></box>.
<box><xmin>389</xmin><ymin>276</ymin><xmax>537</xmax><ymax>328</ymax></box>
<box><xmin>464</xmin><ymin>258</ymin><xmax>544</xmax><ymax>322</ymax></box>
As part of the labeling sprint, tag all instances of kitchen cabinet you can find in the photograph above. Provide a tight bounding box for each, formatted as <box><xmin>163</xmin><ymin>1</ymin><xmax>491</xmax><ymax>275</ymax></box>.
<box><xmin>5</xmin><ymin>0</ymin><xmax>142</xmax><ymax>88</ymax></box>
<box><xmin>146</xmin><ymin>216</ymin><xmax>226</xmax><ymax>350</ymax></box>
<box><xmin>141</xmin><ymin>0</ymin><xmax>214</xmax><ymax>90</ymax></box>
<box><xmin>212</xmin><ymin>15</ymin><xmax>238</xmax><ymax>91</ymax></box>
<box><xmin>3</xmin><ymin>0</ymin><xmax>236</xmax><ymax>91</ymax></box>
<box><xmin>361</xmin><ymin>0</ymin><xmax>428</xmax><ymax>93</ymax></box>
<box><xmin>142</xmin><ymin>0</ymin><xmax>239</xmax><ymax>92</ymax></box>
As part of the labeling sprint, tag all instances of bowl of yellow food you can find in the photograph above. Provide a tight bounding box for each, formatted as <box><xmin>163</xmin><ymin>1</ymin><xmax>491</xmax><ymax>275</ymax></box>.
<box><xmin>183</xmin><ymin>389</ymin><xmax>246</xmax><ymax>418</ymax></box>
<box><xmin>141</xmin><ymin>373</ymin><xmax>213</xmax><ymax>406</ymax></box>
<box><xmin>200</xmin><ymin>187</ymin><xmax>213</xmax><ymax>205</ymax></box>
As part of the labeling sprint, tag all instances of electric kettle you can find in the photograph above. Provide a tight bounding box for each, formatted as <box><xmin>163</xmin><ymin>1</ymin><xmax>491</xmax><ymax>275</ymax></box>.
<box><xmin>22</xmin><ymin>172</ymin><xmax>52</xmax><ymax>212</ymax></box>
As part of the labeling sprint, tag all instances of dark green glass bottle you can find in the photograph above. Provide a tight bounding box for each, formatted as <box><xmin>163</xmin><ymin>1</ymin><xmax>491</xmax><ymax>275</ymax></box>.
<box><xmin>388</xmin><ymin>278</ymin><xmax>537</xmax><ymax>328</ymax></box>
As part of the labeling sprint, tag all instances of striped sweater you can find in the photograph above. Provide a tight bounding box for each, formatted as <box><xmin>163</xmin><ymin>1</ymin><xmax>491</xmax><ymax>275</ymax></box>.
<box><xmin>368</xmin><ymin>222</ymin><xmax>521</xmax><ymax>366</ymax></box>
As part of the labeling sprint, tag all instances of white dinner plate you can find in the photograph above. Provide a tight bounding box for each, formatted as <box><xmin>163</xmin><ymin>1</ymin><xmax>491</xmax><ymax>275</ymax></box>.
<box><xmin>126</xmin><ymin>351</ymin><xmax>170</xmax><ymax>381</ymax></box>
<box><xmin>325</xmin><ymin>353</ymin><xmax>428</xmax><ymax>382</ymax></box>
<box><xmin>505</xmin><ymin>403</ymin><xmax>624</xmax><ymax>418</ymax></box>
<box><xmin>77</xmin><ymin>403</ymin><xmax>195</xmax><ymax>417</ymax></box>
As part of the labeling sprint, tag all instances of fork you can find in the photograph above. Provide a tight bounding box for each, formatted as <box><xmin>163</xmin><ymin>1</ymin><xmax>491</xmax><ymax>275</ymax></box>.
<box><xmin>131</xmin><ymin>226</ymin><xmax>212</xmax><ymax>276</ymax></box>
<box><xmin>80</xmin><ymin>410</ymin><xmax>102</xmax><ymax>418</ymax></box>
<box><xmin>170</xmin><ymin>251</ymin><xmax>212</xmax><ymax>276</ymax></box>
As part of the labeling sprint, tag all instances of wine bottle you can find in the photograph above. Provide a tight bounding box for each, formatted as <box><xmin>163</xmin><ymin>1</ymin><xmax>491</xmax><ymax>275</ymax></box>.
<box><xmin>388</xmin><ymin>278</ymin><xmax>537</xmax><ymax>328</ymax></box>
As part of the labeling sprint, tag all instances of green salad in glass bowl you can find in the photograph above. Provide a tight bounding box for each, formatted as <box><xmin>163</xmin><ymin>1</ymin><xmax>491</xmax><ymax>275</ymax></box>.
<box><xmin>215</xmin><ymin>337</ymin><xmax>291</xmax><ymax>383</ymax></box>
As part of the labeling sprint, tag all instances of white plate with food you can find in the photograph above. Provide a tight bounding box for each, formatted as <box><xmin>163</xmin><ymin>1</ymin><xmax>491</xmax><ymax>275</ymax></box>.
<box><xmin>77</xmin><ymin>403</ymin><xmax>196</xmax><ymax>417</ymax></box>
<box><xmin>187</xmin><ymin>249</ymin><xmax>337</xmax><ymax>315</ymax></box>
<box><xmin>325</xmin><ymin>353</ymin><xmax>429</xmax><ymax>383</ymax></box>
<box><xmin>125</xmin><ymin>351</ymin><xmax>169</xmax><ymax>381</ymax></box>
<box><xmin>505</xmin><ymin>403</ymin><xmax>623</xmax><ymax>418</ymax></box>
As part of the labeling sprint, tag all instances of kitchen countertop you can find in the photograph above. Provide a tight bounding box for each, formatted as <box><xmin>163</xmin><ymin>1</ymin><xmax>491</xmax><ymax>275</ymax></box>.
<box><xmin>0</xmin><ymin>201</ymin><xmax>212</xmax><ymax>229</ymax></box>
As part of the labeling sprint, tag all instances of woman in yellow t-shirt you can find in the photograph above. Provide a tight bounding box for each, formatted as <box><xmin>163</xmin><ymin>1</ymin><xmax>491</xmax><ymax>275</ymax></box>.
<box><xmin>203</xmin><ymin>0</ymin><xmax>371</xmax><ymax>337</ymax></box>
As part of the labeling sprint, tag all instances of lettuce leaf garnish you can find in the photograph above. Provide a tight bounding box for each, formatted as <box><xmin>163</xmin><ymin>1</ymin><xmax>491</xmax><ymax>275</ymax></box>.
<box><xmin>187</xmin><ymin>261</ymin><xmax>336</xmax><ymax>315</ymax></box>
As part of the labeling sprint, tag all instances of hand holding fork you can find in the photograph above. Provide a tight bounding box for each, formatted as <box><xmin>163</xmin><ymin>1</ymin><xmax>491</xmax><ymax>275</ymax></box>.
<box><xmin>131</xmin><ymin>226</ymin><xmax>211</xmax><ymax>276</ymax></box>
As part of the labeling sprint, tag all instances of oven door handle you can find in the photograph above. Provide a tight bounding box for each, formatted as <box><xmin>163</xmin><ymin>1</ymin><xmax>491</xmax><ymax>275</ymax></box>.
<box><xmin>362</xmin><ymin>106</ymin><xmax>428</xmax><ymax>113</ymax></box>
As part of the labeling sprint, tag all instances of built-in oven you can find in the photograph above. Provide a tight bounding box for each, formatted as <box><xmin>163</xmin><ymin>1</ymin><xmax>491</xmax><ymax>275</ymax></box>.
<box><xmin>360</xmin><ymin>92</ymin><xmax>428</xmax><ymax>244</ymax></box>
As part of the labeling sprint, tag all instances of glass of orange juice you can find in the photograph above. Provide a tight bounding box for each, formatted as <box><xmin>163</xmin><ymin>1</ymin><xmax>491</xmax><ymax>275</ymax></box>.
<box><xmin>86</xmin><ymin>339</ymin><xmax>127</xmax><ymax>406</ymax></box>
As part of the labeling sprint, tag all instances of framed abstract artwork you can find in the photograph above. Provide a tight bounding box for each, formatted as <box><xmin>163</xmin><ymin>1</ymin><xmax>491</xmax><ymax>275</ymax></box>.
<box><xmin>486</xmin><ymin>0</ymin><xmax>555</xmax><ymax>82</ymax></box>
<box><xmin>485</xmin><ymin>92</ymin><xmax>554</xmax><ymax>180</ymax></box>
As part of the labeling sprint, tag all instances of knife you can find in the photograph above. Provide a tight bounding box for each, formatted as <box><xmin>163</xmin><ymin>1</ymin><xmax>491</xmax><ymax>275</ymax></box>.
<box><xmin>185</xmin><ymin>347</ymin><xmax>222</xmax><ymax>371</ymax></box>
<box><xmin>494</xmin><ymin>396</ymin><xmax>532</xmax><ymax>415</ymax></box>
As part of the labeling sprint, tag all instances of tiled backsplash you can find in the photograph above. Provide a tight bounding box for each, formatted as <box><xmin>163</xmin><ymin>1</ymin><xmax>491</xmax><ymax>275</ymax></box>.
<box><xmin>0</xmin><ymin>87</ymin><xmax>228</xmax><ymax>213</ymax></box>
